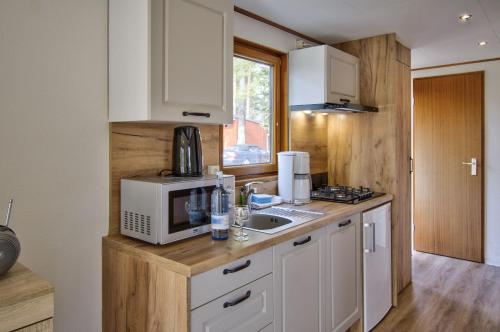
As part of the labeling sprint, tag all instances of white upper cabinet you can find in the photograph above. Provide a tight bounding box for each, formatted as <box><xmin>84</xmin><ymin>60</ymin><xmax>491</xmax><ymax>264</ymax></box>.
<box><xmin>109</xmin><ymin>0</ymin><xmax>233</xmax><ymax>124</ymax></box>
<box><xmin>326</xmin><ymin>46</ymin><xmax>359</xmax><ymax>104</ymax></box>
<box><xmin>289</xmin><ymin>45</ymin><xmax>360</xmax><ymax>106</ymax></box>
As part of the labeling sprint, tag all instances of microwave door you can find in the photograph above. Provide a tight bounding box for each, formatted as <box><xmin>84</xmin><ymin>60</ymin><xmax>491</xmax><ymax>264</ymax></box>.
<box><xmin>168</xmin><ymin>186</ymin><xmax>214</xmax><ymax>233</ymax></box>
<box><xmin>161</xmin><ymin>178</ymin><xmax>217</xmax><ymax>244</ymax></box>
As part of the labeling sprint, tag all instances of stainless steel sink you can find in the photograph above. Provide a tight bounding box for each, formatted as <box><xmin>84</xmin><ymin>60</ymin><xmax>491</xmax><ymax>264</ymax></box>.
<box><xmin>238</xmin><ymin>206</ymin><xmax>324</xmax><ymax>234</ymax></box>
<box><xmin>245</xmin><ymin>214</ymin><xmax>293</xmax><ymax>231</ymax></box>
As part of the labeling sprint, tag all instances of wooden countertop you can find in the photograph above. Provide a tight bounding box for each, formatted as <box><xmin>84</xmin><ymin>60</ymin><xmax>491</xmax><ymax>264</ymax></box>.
<box><xmin>0</xmin><ymin>263</ymin><xmax>54</xmax><ymax>331</ymax></box>
<box><xmin>103</xmin><ymin>194</ymin><xmax>393</xmax><ymax>277</ymax></box>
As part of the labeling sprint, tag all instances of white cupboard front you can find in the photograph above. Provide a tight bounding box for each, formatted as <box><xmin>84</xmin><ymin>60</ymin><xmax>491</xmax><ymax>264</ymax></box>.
<box><xmin>190</xmin><ymin>274</ymin><xmax>273</xmax><ymax>332</ymax></box>
<box><xmin>326</xmin><ymin>46</ymin><xmax>359</xmax><ymax>104</ymax></box>
<box><xmin>289</xmin><ymin>45</ymin><xmax>360</xmax><ymax>107</ymax></box>
<box><xmin>325</xmin><ymin>215</ymin><xmax>362</xmax><ymax>332</ymax></box>
<box><xmin>363</xmin><ymin>203</ymin><xmax>392</xmax><ymax>332</ymax></box>
<box><xmin>273</xmin><ymin>228</ymin><xmax>326</xmax><ymax>332</ymax></box>
<box><xmin>109</xmin><ymin>0</ymin><xmax>233</xmax><ymax>124</ymax></box>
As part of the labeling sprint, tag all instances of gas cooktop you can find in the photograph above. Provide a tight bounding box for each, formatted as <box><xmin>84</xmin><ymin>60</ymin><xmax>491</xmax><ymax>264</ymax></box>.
<box><xmin>310</xmin><ymin>185</ymin><xmax>385</xmax><ymax>204</ymax></box>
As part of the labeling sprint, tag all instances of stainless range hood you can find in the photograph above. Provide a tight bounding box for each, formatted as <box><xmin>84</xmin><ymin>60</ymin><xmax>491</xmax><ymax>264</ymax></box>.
<box><xmin>290</xmin><ymin>102</ymin><xmax>378</xmax><ymax>113</ymax></box>
<box><xmin>288</xmin><ymin>45</ymin><xmax>378</xmax><ymax>114</ymax></box>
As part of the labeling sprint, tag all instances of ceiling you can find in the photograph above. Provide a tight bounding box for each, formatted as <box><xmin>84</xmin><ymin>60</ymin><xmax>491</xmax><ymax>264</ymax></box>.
<box><xmin>234</xmin><ymin>0</ymin><xmax>500</xmax><ymax>68</ymax></box>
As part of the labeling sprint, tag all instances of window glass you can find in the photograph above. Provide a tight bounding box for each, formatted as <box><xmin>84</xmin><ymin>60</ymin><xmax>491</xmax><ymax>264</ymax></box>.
<box><xmin>222</xmin><ymin>56</ymin><xmax>273</xmax><ymax>167</ymax></box>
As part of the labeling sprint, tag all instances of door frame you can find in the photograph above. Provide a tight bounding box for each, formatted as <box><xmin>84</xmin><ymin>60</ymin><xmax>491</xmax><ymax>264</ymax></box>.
<box><xmin>411</xmin><ymin>71</ymin><xmax>485</xmax><ymax>262</ymax></box>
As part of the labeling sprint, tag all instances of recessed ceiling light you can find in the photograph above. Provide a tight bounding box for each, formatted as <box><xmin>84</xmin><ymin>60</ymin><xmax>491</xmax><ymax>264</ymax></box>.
<box><xmin>478</xmin><ymin>41</ymin><xmax>488</xmax><ymax>46</ymax></box>
<box><xmin>458</xmin><ymin>13</ymin><xmax>472</xmax><ymax>22</ymax></box>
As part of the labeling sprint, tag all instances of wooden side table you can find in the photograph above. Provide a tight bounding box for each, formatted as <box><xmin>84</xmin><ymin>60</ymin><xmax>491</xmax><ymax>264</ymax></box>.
<box><xmin>0</xmin><ymin>263</ymin><xmax>54</xmax><ymax>332</ymax></box>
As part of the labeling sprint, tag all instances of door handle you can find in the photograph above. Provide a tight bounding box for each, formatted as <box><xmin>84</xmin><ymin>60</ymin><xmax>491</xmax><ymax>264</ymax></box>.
<box><xmin>223</xmin><ymin>290</ymin><xmax>251</xmax><ymax>308</ymax></box>
<box><xmin>223</xmin><ymin>260</ymin><xmax>251</xmax><ymax>275</ymax></box>
<box><xmin>182</xmin><ymin>111</ymin><xmax>211</xmax><ymax>118</ymax></box>
<box><xmin>339</xmin><ymin>219</ymin><xmax>352</xmax><ymax>228</ymax></box>
<box><xmin>293</xmin><ymin>236</ymin><xmax>311</xmax><ymax>246</ymax></box>
<box><xmin>462</xmin><ymin>158</ymin><xmax>477</xmax><ymax>176</ymax></box>
<box><xmin>364</xmin><ymin>222</ymin><xmax>376</xmax><ymax>253</ymax></box>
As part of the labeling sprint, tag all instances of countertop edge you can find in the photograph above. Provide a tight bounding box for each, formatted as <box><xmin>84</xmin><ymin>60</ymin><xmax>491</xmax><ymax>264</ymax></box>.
<box><xmin>103</xmin><ymin>194</ymin><xmax>393</xmax><ymax>277</ymax></box>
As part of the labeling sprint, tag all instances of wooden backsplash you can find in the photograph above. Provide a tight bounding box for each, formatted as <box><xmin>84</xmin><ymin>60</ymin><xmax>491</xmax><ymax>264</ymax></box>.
<box><xmin>290</xmin><ymin>111</ymin><xmax>328</xmax><ymax>174</ymax></box>
<box><xmin>109</xmin><ymin>123</ymin><xmax>220</xmax><ymax>235</ymax></box>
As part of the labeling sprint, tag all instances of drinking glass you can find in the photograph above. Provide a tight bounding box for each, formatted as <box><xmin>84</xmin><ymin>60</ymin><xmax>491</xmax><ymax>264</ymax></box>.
<box><xmin>234</xmin><ymin>205</ymin><xmax>249</xmax><ymax>241</ymax></box>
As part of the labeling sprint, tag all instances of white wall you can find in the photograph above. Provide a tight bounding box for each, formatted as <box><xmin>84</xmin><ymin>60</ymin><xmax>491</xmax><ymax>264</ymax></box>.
<box><xmin>0</xmin><ymin>1</ymin><xmax>108</xmax><ymax>331</ymax></box>
<box><xmin>0</xmin><ymin>6</ymin><xmax>308</xmax><ymax>331</ymax></box>
<box><xmin>412</xmin><ymin>60</ymin><xmax>500</xmax><ymax>266</ymax></box>
<box><xmin>234</xmin><ymin>12</ymin><xmax>310</xmax><ymax>53</ymax></box>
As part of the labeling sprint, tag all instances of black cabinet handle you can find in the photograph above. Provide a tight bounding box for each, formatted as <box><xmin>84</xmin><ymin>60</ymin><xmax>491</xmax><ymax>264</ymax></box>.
<box><xmin>223</xmin><ymin>290</ymin><xmax>251</xmax><ymax>308</ymax></box>
<box><xmin>182</xmin><ymin>111</ymin><xmax>210</xmax><ymax>118</ymax></box>
<box><xmin>223</xmin><ymin>260</ymin><xmax>251</xmax><ymax>275</ymax></box>
<box><xmin>293</xmin><ymin>236</ymin><xmax>312</xmax><ymax>246</ymax></box>
<box><xmin>339</xmin><ymin>219</ymin><xmax>352</xmax><ymax>228</ymax></box>
<box><xmin>340</xmin><ymin>98</ymin><xmax>351</xmax><ymax>103</ymax></box>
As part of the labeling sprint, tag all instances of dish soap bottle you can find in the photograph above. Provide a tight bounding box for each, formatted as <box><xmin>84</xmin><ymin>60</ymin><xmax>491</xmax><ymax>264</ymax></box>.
<box><xmin>211</xmin><ymin>171</ymin><xmax>229</xmax><ymax>240</ymax></box>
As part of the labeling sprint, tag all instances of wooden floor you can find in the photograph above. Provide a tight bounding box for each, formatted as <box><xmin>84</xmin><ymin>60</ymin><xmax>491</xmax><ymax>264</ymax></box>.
<box><xmin>374</xmin><ymin>251</ymin><xmax>500</xmax><ymax>332</ymax></box>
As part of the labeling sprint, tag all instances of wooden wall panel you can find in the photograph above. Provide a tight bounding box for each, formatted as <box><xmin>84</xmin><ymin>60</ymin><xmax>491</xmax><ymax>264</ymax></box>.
<box><xmin>396</xmin><ymin>42</ymin><xmax>411</xmax><ymax>67</ymax></box>
<box><xmin>333</xmin><ymin>34</ymin><xmax>412</xmax><ymax>296</ymax></box>
<box><xmin>395</xmin><ymin>61</ymin><xmax>412</xmax><ymax>291</ymax></box>
<box><xmin>109</xmin><ymin>123</ymin><xmax>220</xmax><ymax>235</ymax></box>
<box><xmin>290</xmin><ymin>111</ymin><xmax>328</xmax><ymax>174</ymax></box>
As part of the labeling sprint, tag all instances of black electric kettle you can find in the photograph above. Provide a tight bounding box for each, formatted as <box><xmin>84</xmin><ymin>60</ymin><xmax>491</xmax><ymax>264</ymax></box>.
<box><xmin>173</xmin><ymin>126</ymin><xmax>203</xmax><ymax>177</ymax></box>
<box><xmin>0</xmin><ymin>199</ymin><xmax>20</xmax><ymax>275</ymax></box>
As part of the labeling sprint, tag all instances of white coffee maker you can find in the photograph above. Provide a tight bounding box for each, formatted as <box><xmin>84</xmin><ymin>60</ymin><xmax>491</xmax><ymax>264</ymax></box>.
<box><xmin>277</xmin><ymin>151</ymin><xmax>311</xmax><ymax>205</ymax></box>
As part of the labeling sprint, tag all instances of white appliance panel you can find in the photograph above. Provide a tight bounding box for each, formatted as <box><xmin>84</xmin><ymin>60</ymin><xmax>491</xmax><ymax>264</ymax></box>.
<box><xmin>363</xmin><ymin>203</ymin><xmax>392</xmax><ymax>331</ymax></box>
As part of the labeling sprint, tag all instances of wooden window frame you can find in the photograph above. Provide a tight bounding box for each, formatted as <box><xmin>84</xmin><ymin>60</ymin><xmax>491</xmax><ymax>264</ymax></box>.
<box><xmin>220</xmin><ymin>37</ymin><xmax>288</xmax><ymax>178</ymax></box>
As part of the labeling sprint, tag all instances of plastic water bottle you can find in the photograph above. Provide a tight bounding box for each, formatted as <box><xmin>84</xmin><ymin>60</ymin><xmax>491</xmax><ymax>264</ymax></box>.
<box><xmin>211</xmin><ymin>172</ymin><xmax>229</xmax><ymax>240</ymax></box>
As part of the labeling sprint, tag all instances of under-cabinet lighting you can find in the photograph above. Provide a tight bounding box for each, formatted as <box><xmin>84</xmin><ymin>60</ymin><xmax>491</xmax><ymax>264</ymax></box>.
<box><xmin>303</xmin><ymin>110</ymin><xmax>312</xmax><ymax>115</ymax></box>
<box><xmin>321</xmin><ymin>113</ymin><xmax>328</xmax><ymax>116</ymax></box>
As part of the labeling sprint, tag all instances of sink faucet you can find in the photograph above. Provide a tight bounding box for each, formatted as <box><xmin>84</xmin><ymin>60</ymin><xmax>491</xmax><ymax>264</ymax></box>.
<box><xmin>243</xmin><ymin>181</ymin><xmax>263</xmax><ymax>214</ymax></box>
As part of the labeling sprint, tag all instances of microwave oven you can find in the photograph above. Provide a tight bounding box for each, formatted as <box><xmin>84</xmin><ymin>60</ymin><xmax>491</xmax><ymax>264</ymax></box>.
<box><xmin>120</xmin><ymin>175</ymin><xmax>235</xmax><ymax>245</ymax></box>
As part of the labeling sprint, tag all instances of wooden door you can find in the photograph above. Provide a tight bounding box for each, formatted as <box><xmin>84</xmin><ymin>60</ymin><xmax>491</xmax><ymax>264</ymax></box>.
<box><xmin>413</xmin><ymin>72</ymin><xmax>483</xmax><ymax>262</ymax></box>
<box><xmin>273</xmin><ymin>228</ymin><xmax>326</xmax><ymax>332</ymax></box>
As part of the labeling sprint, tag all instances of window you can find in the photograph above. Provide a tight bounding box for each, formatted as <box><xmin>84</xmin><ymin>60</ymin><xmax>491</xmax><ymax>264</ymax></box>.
<box><xmin>221</xmin><ymin>38</ymin><xmax>287</xmax><ymax>177</ymax></box>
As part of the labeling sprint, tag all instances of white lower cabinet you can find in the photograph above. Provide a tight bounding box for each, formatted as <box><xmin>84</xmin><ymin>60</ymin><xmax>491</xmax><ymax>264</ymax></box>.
<box><xmin>191</xmin><ymin>274</ymin><xmax>273</xmax><ymax>332</ymax></box>
<box><xmin>325</xmin><ymin>215</ymin><xmax>362</xmax><ymax>332</ymax></box>
<box><xmin>273</xmin><ymin>228</ymin><xmax>326</xmax><ymax>332</ymax></box>
<box><xmin>189</xmin><ymin>213</ymin><xmax>363</xmax><ymax>332</ymax></box>
<box><xmin>272</xmin><ymin>215</ymin><xmax>362</xmax><ymax>332</ymax></box>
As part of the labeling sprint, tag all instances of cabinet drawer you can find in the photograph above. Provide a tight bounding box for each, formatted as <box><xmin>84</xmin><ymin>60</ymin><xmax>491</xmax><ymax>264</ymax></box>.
<box><xmin>191</xmin><ymin>274</ymin><xmax>273</xmax><ymax>332</ymax></box>
<box><xmin>191</xmin><ymin>247</ymin><xmax>273</xmax><ymax>309</ymax></box>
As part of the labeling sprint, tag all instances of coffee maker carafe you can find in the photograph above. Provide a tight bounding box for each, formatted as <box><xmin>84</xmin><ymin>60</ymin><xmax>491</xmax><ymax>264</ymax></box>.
<box><xmin>173</xmin><ymin>126</ymin><xmax>203</xmax><ymax>177</ymax></box>
<box><xmin>277</xmin><ymin>151</ymin><xmax>311</xmax><ymax>205</ymax></box>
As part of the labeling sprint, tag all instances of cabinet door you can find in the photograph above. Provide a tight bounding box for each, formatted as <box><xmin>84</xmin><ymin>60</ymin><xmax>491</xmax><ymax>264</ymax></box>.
<box><xmin>273</xmin><ymin>228</ymin><xmax>326</xmax><ymax>332</ymax></box>
<box><xmin>363</xmin><ymin>203</ymin><xmax>392</xmax><ymax>332</ymax></box>
<box><xmin>326</xmin><ymin>215</ymin><xmax>361</xmax><ymax>332</ymax></box>
<box><xmin>191</xmin><ymin>274</ymin><xmax>273</xmax><ymax>332</ymax></box>
<box><xmin>151</xmin><ymin>0</ymin><xmax>233</xmax><ymax>124</ymax></box>
<box><xmin>326</xmin><ymin>47</ymin><xmax>359</xmax><ymax>104</ymax></box>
